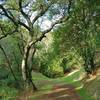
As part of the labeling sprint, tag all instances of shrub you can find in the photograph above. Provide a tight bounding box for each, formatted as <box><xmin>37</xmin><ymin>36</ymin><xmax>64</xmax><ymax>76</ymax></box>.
<box><xmin>43</xmin><ymin>57</ymin><xmax>64</xmax><ymax>78</ymax></box>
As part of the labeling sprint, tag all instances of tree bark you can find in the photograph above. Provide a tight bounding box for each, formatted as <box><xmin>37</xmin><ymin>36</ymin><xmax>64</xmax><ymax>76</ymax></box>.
<box><xmin>21</xmin><ymin>43</ymin><xmax>37</xmax><ymax>90</ymax></box>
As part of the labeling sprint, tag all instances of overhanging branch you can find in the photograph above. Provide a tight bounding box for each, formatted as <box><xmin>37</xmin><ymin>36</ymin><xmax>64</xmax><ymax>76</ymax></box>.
<box><xmin>29</xmin><ymin>16</ymin><xmax>70</xmax><ymax>47</ymax></box>
<box><xmin>0</xmin><ymin>5</ymin><xmax>17</xmax><ymax>25</ymax></box>
<box><xmin>0</xmin><ymin>4</ymin><xmax>30</xmax><ymax>31</ymax></box>
<box><xmin>29</xmin><ymin>0</ymin><xmax>72</xmax><ymax>47</ymax></box>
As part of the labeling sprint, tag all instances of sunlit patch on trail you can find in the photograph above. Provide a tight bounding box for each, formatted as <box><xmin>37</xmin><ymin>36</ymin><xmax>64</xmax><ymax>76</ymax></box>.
<box><xmin>54</xmin><ymin>94</ymin><xmax>70</xmax><ymax>99</ymax></box>
<box><xmin>75</xmin><ymin>84</ymin><xmax>84</xmax><ymax>90</ymax></box>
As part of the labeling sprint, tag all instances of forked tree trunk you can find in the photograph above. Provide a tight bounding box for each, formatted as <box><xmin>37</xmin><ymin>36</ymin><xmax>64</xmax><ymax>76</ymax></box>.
<box><xmin>21</xmin><ymin>43</ymin><xmax>37</xmax><ymax>90</ymax></box>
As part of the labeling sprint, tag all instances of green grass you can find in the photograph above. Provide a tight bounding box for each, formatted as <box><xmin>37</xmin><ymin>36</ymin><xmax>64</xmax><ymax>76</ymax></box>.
<box><xmin>0</xmin><ymin>75</ymin><xmax>19</xmax><ymax>100</ymax></box>
<box><xmin>0</xmin><ymin>86</ymin><xmax>18</xmax><ymax>100</ymax></box>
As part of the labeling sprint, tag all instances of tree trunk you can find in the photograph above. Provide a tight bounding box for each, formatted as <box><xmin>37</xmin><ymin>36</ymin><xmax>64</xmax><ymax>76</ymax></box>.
<box><xmin>21</xmin><ymin>43</ymin><xmax>37</xmax><ymax>90</ymax></box>
<box><xmin>90</xmin><ymin>55</ymin><xmax>95</xmax><ymax>74</ymax></box>
<box><xmin>0</xmin><ymin>44</ymin><xmax>17</xmax><ymax>81</ymax></box>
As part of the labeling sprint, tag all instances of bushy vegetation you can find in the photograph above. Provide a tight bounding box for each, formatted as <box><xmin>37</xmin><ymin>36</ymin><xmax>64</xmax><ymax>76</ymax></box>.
<box><xmin>0</xmin><ymin>0</ymin><xmax>100</xmax><ymax>99</ymax></box>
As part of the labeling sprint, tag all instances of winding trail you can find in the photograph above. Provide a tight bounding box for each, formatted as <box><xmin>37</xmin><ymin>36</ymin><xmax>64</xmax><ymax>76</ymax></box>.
<box><xmin>16</xmin><ymin>84</ymin><xmax>81</xmax><ymax>100</ymax></box>
<box><xmin>38</xmin><ymin>84</ymin><xmax>81</xmax><ymax>100</ymax></box>
<box><xmin>16</xmin><ymin>70</ymin><xmax>82</xmax><ymax>100</ymax></box>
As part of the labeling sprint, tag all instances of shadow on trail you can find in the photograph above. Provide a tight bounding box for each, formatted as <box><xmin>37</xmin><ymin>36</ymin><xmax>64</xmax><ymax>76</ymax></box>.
<box><xmin>38</xmin><ymin>84</ymin><xmax>81</xmax><ymax>100</ymax></box>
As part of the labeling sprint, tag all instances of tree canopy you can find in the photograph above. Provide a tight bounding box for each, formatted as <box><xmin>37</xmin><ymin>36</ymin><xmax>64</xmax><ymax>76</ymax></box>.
<box><xmin>0</xmin><ymin>0</ymin><xmax>100</xmax><ymax>98</ymax></box>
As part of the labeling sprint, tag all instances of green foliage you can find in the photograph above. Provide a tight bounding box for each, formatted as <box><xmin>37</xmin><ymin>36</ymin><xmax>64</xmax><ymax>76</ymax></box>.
<box><xmin>0</xmin><ymin>35</ymin><xmax>22</xmax><ymax>92</ymax></box>
<box><xmin>0</xmin><ymin>86</ymin><xmax>18</xmax><ymax>100</ymax></box>
<box><xmin>6</xmin><ymin>0</ymin><xmax>19</xmax><ymax>10</ymax></box>
<box><xmin>0</xmin><ymin>0</ymin><xmax>100</xmax><ymax>99</ymax></box>
<box><xmin>51</xmin><ymin>0</ymin><xmax>100</xmax><ymax>73</ymax></box>
<box><xmin>0</xmin><ymin>20</ymin><xmax>16</xmax><ymax>35</ymax></box>
<box><xmin>45</xmin><ymin>57</ymin><xmax>63</xmax><ymax>78</ymax></box>
<box><xmin>0</xmin><ymin>67</ymin><xmax>9</xmax><ymax>80</ymax></box>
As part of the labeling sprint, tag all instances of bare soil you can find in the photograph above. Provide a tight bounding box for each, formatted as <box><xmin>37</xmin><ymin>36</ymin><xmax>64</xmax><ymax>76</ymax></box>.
<box><xmin>38</xmin><ymin>84</ymin><xmax>81</xmax><ymax>100</ymax></box>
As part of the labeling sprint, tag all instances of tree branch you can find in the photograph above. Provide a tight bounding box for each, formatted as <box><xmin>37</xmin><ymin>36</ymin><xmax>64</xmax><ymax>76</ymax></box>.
<box><xmin>28</xmin><ymin>16</ymin><xmax>69</xmax><ymax>47</ymax></box>
<box><xmin>29</xmin><ymin>0</ymin><xmax>72</xmax><ymax>47</ymax></box>
<box><xmin>32</xmin><ymin>4</ymin><xmax>51</xmax><ymax>24</ymax></box>
<box><xmin>0</xmin><ymin>4</ymin><xmax>17</xmax><ymax>25</ymax></box>
<box><xmin>19</xmin><ymin>0</ymin><xmax>32</xmax><ymax>28</ymax></box>
<box><xmin>0</xmin><ymin>4</ymin><xmax>30</xmax><ymax>31</ymax></box>
<box><xmin>0</xmin><ymin>27</ymin><xmax>18</xmax><ymax>40</ymax></box>
<box><xmin>19</xmin><ymin>0</ymin><xmax>29</xmax><ymax>19</ymax></box>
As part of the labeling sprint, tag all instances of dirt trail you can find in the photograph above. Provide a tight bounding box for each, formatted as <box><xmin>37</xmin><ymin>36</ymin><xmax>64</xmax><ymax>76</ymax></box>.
<box><xmin>38</xmin><ymin>84</ymin><xmax>81</xmax><ymax>100</ymax></box>
<box><xmin>16</xmin><ymin>84</ymin><xmax>81</xmax><ymax>100</ymax></box>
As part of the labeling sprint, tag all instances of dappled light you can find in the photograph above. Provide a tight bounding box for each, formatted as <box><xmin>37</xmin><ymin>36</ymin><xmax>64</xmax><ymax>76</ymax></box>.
<box><xmin>75</xmin><ymin>85</ymin><xmax>84</xmax><ymax>90</ymax></box>
<box><xmin>0</xmin><ymin>0</ymin><xmax>100</xmax><ymax>99</ymax></box>
<box><xmin>67</xmin><ymin>69</ymin><xmax>80</xmax><ymax>77</ymax></box>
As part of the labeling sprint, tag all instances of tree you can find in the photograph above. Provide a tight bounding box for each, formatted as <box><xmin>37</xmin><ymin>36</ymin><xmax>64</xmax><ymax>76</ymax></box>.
<box><xmin>0</xmin><ymin>0</ymin><xmax>73</xmax><ymax>90</ymax></box>
<box><xmin>52</xmin><ymin>0</ymin><xmax>100</xmax><ymax>74</ymax></box>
